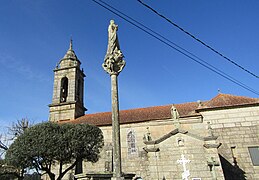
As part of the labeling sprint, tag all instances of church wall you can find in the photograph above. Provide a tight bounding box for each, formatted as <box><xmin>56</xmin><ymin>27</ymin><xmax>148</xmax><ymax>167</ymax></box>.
<box><xmin>83</xmin><ymin>119</ymin><xmax>224</xmax><ymax>180</ymax></box>
<box><xmin>120</xmin><ymin>121</ymin><xmax>176</xmax><ymax>179</ymax></box>
<box><xmin>200</xmin><ymin>106</ymin><xmax>259</xmax><ymax>179</ymax></box>
<box><xmin>145</xmin><ymin>135</ymin><xmax>224</xmax><ymax>180</ymax></box>
<box><xmin>201</xmin><ymin>106</ymin><xmax>259</xmax><ymax>129</ymax></box>
<box><xmin>68</xmin><ymin>105</ymin><xmax>258</xmax><ymax>180</ymax></box>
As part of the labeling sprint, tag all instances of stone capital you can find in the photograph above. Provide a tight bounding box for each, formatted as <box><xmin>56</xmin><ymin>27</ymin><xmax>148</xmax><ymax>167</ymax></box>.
<box><xmin>103</xmin><ymin>53</ymin><xmax>125</xmax><ymax>75</ymax></box>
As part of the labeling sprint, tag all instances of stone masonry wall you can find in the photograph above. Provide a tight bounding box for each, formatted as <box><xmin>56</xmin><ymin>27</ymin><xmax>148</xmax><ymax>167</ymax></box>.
<box><xmin>83</xmin><ymin>119</ymin><xmax>223</xmax><ymax>180</ymax></box>
<box><xmin>201</xmin><ymin>106</ymin><xmax>259</xmax><ymax>179</ymax></box>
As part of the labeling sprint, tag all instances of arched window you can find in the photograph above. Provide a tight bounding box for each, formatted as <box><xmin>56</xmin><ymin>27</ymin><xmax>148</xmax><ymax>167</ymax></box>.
<box><xmin>60</xmin><ymin>77</ymin><xmax>68</xmax><ymax>103</ymax></box>
<box><xmin>127</xmin><ymin>129</ymin><xmax>137</xmax><ymax>155</ymax></box>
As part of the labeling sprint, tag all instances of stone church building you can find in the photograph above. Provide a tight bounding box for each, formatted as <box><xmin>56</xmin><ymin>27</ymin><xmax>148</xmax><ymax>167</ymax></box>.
<box><xmin>48</xmin><ymin>40</ymin><xmax>259</xmax><ymax>180</ymax></box>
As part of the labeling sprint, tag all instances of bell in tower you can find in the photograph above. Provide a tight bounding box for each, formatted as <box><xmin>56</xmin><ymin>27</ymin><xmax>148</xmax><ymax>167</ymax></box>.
<box><xmin>48</xmin><ymin>39</ymin><xmax>86</xmax><ymax>122</ymax></box>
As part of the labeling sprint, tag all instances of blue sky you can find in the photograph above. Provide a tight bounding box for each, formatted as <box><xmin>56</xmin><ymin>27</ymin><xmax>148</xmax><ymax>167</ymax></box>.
<box><xmin>0</xmin><ymin>0</ymin><xmax>258</xmax><ymax>133</ymax></box>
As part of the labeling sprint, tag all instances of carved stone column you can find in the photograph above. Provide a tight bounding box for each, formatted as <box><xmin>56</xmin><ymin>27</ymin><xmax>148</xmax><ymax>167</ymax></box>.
<box><xmin>103</xmin><ymin>20</ymin><xmax>126</xmax><ymax>180</ymax></box>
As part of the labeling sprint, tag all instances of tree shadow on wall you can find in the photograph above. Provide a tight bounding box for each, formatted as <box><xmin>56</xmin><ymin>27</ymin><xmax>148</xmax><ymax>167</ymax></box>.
<box><xmin>219</xmin><ymin>154</ymin><xmax>246</xmax><ymax>180</ymax></box>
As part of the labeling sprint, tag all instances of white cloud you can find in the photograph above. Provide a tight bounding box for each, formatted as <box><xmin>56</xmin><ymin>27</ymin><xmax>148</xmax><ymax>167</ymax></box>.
<box><xmin>0</xmin><ymin>53</ymin><xmax>48</xmax><ymax>82</ymax></box>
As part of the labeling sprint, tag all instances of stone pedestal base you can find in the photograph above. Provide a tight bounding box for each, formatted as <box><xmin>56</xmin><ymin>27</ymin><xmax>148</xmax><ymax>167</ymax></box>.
<box><xmin>111</xmin><ymin>177</ymin><xmax>124</xmax><ymax>180</ymax></box>
<box><xmin>74</xmin><ymin>172</ymin><xmax>135</xmax><ymax>180</ymax></box>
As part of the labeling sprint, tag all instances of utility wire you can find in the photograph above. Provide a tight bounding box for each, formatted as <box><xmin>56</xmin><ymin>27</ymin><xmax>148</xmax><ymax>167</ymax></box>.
<box><xmin>96</xmin><ymin>0</ymin><xmax>255</xmax><ymax>94</ymax></box>
<box><xmin>137</xmin><ymin>0</ymin><xmax>259</xmax><ymax>79</ymax></box>
<box><xmin>92</xmin><ymin>0</ymin><xmax>259</xmax><ymax>95</ymax></box>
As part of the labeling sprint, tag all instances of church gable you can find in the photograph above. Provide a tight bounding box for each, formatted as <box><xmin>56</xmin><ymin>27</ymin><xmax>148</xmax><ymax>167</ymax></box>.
<box><xmin>141</xmin><ymin>128</ymin><xmax>222</xmax><ymax>180</ymax></box>
<box><xmin>143</xmin><ymin>128</ymin><xmax>219</xmax><ymax>150</ymax></box>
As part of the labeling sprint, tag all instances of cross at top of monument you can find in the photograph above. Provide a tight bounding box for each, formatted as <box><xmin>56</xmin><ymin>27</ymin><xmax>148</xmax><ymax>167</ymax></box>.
<box><xmin>102</xmin><ymin>20</ymin><xmax>125</xmax><ymax>76</ymax></box>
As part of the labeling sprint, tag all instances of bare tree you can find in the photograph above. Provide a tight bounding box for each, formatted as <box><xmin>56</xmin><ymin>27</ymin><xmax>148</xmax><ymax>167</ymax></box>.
<box><xmin>8</xmin><ymin>118</ymin><xmax>30</xmax><ymax>137</ymax></box>
<box><xmin>0</xmin><ymin>118</ymin><xmax>33</xmax><ymax>179</ymax></box>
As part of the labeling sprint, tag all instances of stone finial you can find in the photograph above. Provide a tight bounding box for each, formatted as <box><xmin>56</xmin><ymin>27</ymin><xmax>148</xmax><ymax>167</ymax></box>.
<box><xmin>207</xmin><ymin>121</ymin><xmax>214</xmax><ymax>137</ymax></box>
<box><xmin>62</xmin><ymin>38</ymin><xmax>78</xmax><ymax>60</ymax></box>
<box><xmin>171</xmin><ymin>105</ymin><xmax>179</xmax><ymax>120</ymax></box>
<box><xmin>69</xmin><ymin>37</ymin><xmax>73</xmax><ymax>50</ymax></box>
<box><xmin>55</xmin><ymin>62</ymin><xmax>59</xmax><ymax>69</ymax></box>
<box><xmin>171</xmin><ymin>105</ymin><xmax>180</xmax><ymax>128</ymax></box>
<box><xmin>197</xmin><ymin>100</ymin><xmax>203</xmax><ymax>108</ymax></box>
<box><xmin>102</xmin><ymin>20</ymin><xmax>125</xmax><ymax>75</ymax></box>
<box><xmin>143</xmin><ymin>127</ymin><xmax>152</xmax><ymax>142</ymax></box>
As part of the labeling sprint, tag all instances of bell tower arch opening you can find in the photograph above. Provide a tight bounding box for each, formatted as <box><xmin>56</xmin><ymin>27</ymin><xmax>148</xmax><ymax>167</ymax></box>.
<box><xmin>60</xmin><ymin>77</ymin><xmax>68</xmax><ymax>103</ymax></box>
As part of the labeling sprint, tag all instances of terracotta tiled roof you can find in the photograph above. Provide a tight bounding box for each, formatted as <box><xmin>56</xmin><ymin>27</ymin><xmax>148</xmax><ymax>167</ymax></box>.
<box><xmin>200</xmin><ymin>93</ymin><xmax>259</xmax><ymax>109</ymax></box>
<box><xmin>60</xmin><ymin>94</ymin><xmax>259</xmax><ymax>126</ymax></box>
<box><xmin>62</xmin><ymin>102</ymin><xmax>200</xmax><ymax>126</ymax></box>
<box><xmin>64</xmin><ymin>105</ymin><xmax>172</xmax><ymax>126</ymax></box>
<box><xmin>174</xmin><ymin>102</ymin><xmax>200</xmax><ymax>117</ymax></box>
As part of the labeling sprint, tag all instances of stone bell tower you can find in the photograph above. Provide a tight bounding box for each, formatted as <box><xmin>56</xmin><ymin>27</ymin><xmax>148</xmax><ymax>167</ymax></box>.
<box><xmin>49</xmin><ymin>39</ymin><xmax>86</xmax><ymax>122</ymax></box>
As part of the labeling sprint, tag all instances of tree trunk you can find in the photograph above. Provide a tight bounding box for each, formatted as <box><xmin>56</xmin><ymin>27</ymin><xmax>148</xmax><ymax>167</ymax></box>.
<box><xmin>56</xmin><ymin>160</ymin><xmax>78</xmax><ymax>180</ymax></box>
<box><xmin>17</xmin><ymin>168</ymin><xmax>24</xmax><ymax>180</ymax></box>
<box><xmin>48</xmin><ymin>173</ymin><xmax>55</xmax><ymax>180</ymax></box>
<box><xmin>17</xmin><ymin>176</ymin><xmax>24</xmax><ymax>180</ymax></box>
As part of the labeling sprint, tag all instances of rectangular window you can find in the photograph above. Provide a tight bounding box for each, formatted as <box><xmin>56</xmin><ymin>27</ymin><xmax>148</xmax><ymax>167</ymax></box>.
<box><xmin>75</xmin><ymin>158</ymin><xmax>83</xmax><ymax>174</ymax></box>
<box><xmin>248</xmin><ymin>146</ymin><xmax>259</xmax><ymax>166</ymax></box>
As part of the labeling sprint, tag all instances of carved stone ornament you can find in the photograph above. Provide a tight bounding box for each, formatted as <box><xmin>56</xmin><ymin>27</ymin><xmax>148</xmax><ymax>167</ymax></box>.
<box><xmin>103</xmin><ymin>20</ymin><xmax>125</xmax><ymax>75</ymax></box>
<box><xmin>171</xmin><ymin>105</ymin><xmax>179</xmax><ymax>119</ymax></box>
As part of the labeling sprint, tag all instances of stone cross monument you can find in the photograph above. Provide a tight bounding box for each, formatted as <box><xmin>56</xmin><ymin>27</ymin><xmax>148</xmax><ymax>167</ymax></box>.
<box><xmin>103</xmin><ymin>20</ymin><xmax>126</xmax><ymax>180</ymax></box>
<box><xmin>177</xmin><ymin>154</ymin><xmax>191</xmax><ymax>180</ymax></box>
